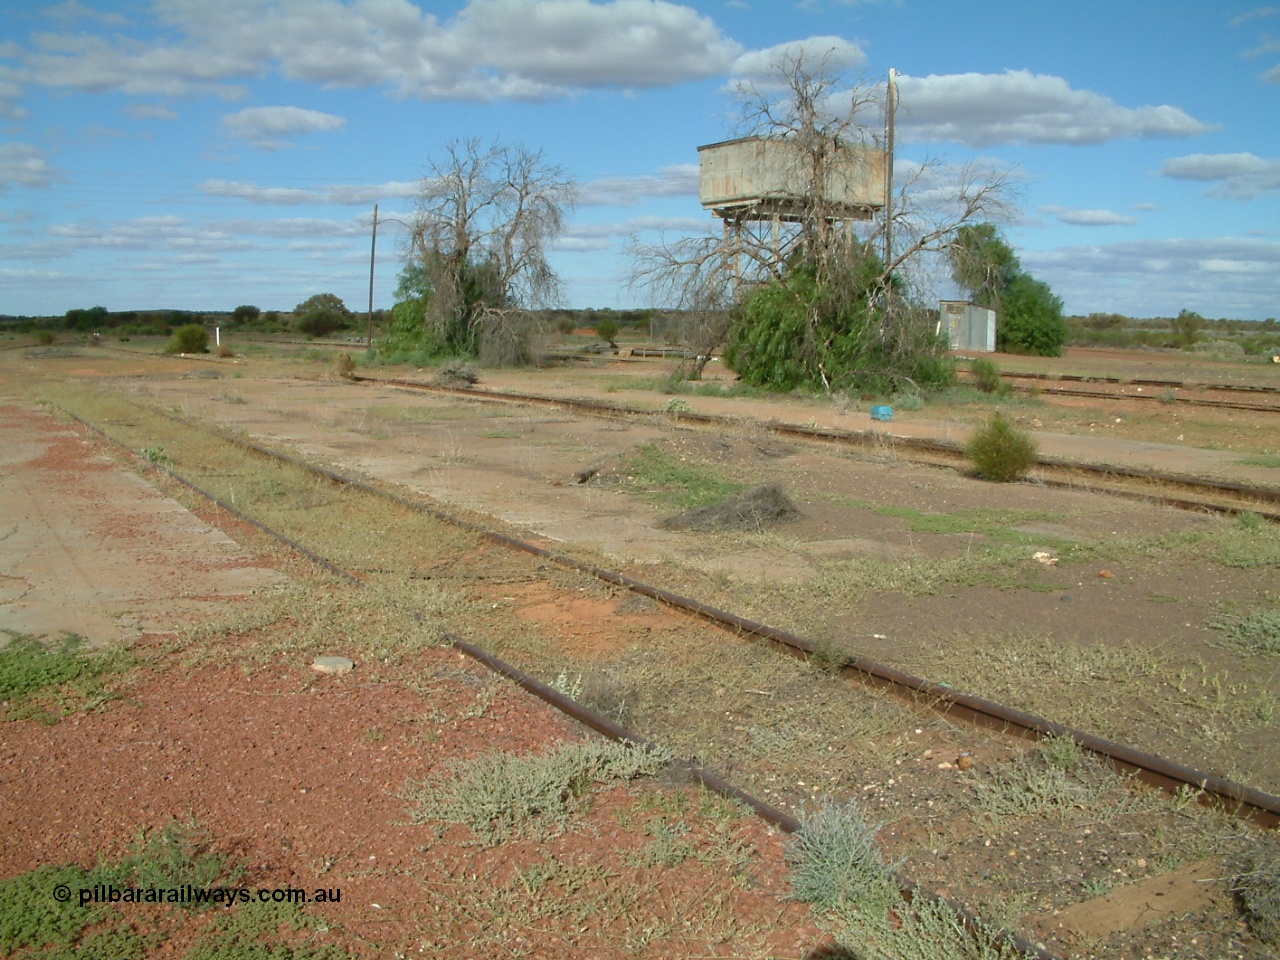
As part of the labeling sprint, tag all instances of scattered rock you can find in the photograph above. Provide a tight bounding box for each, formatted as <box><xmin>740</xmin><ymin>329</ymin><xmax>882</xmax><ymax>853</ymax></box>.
<box><xmin>312</xmin><ymin>655</ymin><xmax>355</xmax><ymax>675</ymax></box>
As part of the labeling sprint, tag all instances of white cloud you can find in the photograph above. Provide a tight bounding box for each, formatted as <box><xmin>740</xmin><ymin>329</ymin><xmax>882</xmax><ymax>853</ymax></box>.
<box><xmin>199</xmin><ymin>179</ymin><xmax>419</xmax><ymax>205</ymax></box>
<box><xmin>729</xmin><ymin>36</ymin><xmax>866</xmax><ymax>90</ymax></box>
<box><xmin>1264</xmin><ymin>63</ymin><xmax>1280</xmax><ymax>83</ymax></box>
<box><xmin>1040</xmin><ymin>205</ymin><xmax>1138</xmax><ymax>226</ymax></box>
<box><xmin>126</xmin><ymin>103</ymin><xmax>179</xmax><ymax>120</ymax></box>
<box><xmin>15</xmin><ymin>0</ymin><xmax>740</xmax><ymax>103</ymax></box>
<box><xmin>43</xmin><ymin>1</ymin><xmax>129</xmax><ymax>26</ymax></box>
<box><xmin>1161</xmin><ymin>152</ymin><xmax>1280</xmax><ymax>199</ymax></box>
<box><xmin>0</xmin><ymin>143</ymin><xmax>58</xmax><ymax>192</ymax></box>
<box><xmin>577</xmin><ymin>164</ymin><xmax>699</xmax><ymax>206</ymax></box>
<box><xmin>1023</xmin><ymin>236</ymin><xmax>1280</xmax><ymax>319</ymax></box>
<box><xmin>894</xmin><ymin>70</ymin><xmax>1214</xmax><ymax>147</ymax></box>
<box><xmin>0</xmin><ymin>66</ymin><xmax>28</xmax><ymax>120</ymax></box>
<box><xmin>221</xmin><ymin>106</ymin><xmax>346</xmax><ymax>148</ymax></box>
<box><xmin>1228</xmin><ymin>7</ymin><xmax>1279</xmax><ymax>27</ymax></box>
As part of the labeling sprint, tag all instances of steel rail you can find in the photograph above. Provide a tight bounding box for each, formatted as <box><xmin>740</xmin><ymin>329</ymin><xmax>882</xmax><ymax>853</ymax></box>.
<box><xmin>52</xmin><ymin>401</ymin><xmax>1056</xmax><ymax>960</ymax></box>
<box><xmin>968</xmin><ymin>366</ymin><xmax>1280</xmax><ymax>397</ymax></box>
<box><xmin>991</xmin><ymin>379</ymin><xmax>1280</xmax><ymax>414</ymax></box>
<box><xmin>99</xmin><ymin>393</ymin><xmax>1280</xmax><ymax>829</ymax></box>
<box><xmin>353</xmin><ymin>374</ymin><xmax>1280</xmax><ymax>519</ymax></box>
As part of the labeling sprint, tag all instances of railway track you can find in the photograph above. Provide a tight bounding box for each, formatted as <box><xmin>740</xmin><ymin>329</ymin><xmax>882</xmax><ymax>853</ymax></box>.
<box><xmin>52</xmin><ymin>400</ymin><xmax>1060</xmax><ymax>960</ymax></box>
<box><xmin>352</xmin><ymin>373</ymin><xmax>1280</xmax><ymax>522</ymax></box>
<box><xmin>988</xmin><ymin>376</ymin><xmax>1280</xmax><ymax>415</ymax></box>
<box><xmin>57</xmin><ymin>393</ymin><xmax>1280</xmax><ymax>830</ymax></box>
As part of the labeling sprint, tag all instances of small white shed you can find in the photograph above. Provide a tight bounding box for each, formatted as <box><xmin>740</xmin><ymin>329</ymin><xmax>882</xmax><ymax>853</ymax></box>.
<box><xmin>941</xmin><ymin>300</ymin><xmax>996</xmax><ymax>353</ymax></box>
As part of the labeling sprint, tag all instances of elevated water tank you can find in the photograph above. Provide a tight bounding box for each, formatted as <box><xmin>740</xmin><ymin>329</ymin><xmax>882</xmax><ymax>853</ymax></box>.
<box><xmin>698</xmin><ymin>136</ymin><xmax>886</xmax><ymax>222</ymax></box>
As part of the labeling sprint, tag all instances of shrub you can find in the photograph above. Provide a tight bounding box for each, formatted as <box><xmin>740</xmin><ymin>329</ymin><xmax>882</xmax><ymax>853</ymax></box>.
<box><xmin>970</xmin><ymin>357</ymin><xmax>1004</xmax><ymax>393</ymax></box>
<box><xmin>36</xmin><ymin>331</ymin><xmax>56</xmax><ymax>345</ymax></box>
<box><xmin>786</xmin><ymin>801</ymin><xmax>898</xmax><ymax>910</ymax></box>
<box><xmin>596</xmin><ymin>316</ymin><xmax>619</xmax><ymax>345</ymax></box>
<box><xmin>164</xmin><ymin>324</ymin><xmax>209</xmax><ymax>354</ymax></box>
<box><xmin>967</xmin><ymin>413</ymin><xmax>1038</xmax><ymax>482</ymax></box>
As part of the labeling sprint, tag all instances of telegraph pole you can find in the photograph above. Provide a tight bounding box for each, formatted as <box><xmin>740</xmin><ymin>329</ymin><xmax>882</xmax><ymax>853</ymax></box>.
<box><xmin>884</xmin><ymin>68</ymin><xmax>896</xmax><ymax>273</ymax></box>
<box><xmin>366</xmin><ymin>203</ymin><xmax>378</xmax><ymax>348</ymax></box>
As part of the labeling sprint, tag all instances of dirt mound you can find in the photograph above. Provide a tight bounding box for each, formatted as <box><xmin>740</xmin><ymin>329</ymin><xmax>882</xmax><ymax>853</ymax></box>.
<box><xmin>660</xmin><ymin>484</ymin><xmax>801</xmax><ymax>533</ymax></box>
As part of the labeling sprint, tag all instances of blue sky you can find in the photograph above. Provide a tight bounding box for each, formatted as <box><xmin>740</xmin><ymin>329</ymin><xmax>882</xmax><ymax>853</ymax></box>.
<box><xmin>1</xmin><ymin>0</ymin><xmax>1278</xmax><ymax>319</ymax></box>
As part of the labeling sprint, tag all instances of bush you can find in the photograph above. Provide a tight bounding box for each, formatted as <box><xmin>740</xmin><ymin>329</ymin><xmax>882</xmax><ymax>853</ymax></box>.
<box><xmin>1235</xmin><ymin>850</ymin><xmax>1280</xmax><ymax>947</ymax></box>
<box><xmin>36</xmin><ymin>331</ymin><xmax>56</xmax><ymax>346</ymax></box>
<box><xmin>164</xmin><ymin>324</ymin><xmax>209</xmax><ymax>354</ymax></box>
<box><xmin>967</xmin><ymin>413</ymin><xmax>1038</xmax><ymax>482</ymax></box>
<box><xmin>786</xmin><ymin>801</ymin><xmax>898</xmax><ymax>910</ymax></box>
<box><xmin>596</xmin><ymin>316</ymin><xmax>619</xmax><ymax>345</ymax></box>
<box><xmin>970</xmin><ymin>357</ymin><xmax>1004</xmax><ymax>393</ymax></box>
<box><xmin>998</xmin><ymin>273</ymin><xmax>1066</xmax><ymax>356</ymax></box>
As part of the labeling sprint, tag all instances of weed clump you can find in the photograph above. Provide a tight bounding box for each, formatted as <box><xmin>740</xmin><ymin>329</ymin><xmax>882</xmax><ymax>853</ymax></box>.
<box><xmin>0</xmin><ymin>631</ymin><xmax>130</xmax><ymax>721</ymax></box>
<box><xmin>1212</xmin><ymin>609</ymin><xmax>1280</xmax><ymax>656</ymax></box>
<box><xmin>333</xmin><ymin>351</ymin><xmax>355</xmax><ymax>380</ymax></box>
<box><xmin>1235</xmin><ymin>849</ymin><xmax>1280</xmax><ymax>947</ymax></box>
<box><xmin>659</xmin><ymin>484</ymin><xmax>800</xmax><ymax>532</ymax></box>
<box><xmin>966</xmin><ymin>413</ymin><xmax>1038</xmax><ymax>482</ymax></box>
<box><xmin>970</xmin><ymin>357</ymin><xmax>1006</xmax><ymax>394</ymax></box>
<box><xmin>433</xmin><ymin>359</ymin><xmax>479</xmax><ymax>387</ymax></box>
<box><xmin>407</xmin><ymin>739</ymin><xmax>671</xmax><ymax>844</ymax></box>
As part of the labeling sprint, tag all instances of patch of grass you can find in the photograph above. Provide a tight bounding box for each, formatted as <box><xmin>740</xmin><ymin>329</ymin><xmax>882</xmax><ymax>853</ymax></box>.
<box><xmin>0</xmin><ymin>862</ymin><xmax>131</xmax><ymax>956</ymax></box>
<box><xmin>127</xmin><ymin>819</ymin><xmax>241</xmax><ymax>906</ymax></box>
<box><xmin>0</xmin><ymin>631</ymin><xmax>132</xmax><ymax>722</ymax></box>
<box><xmin>1209</xmin><ymin>512</ymin><xmax>1280</xmax><ymax>569</ymax></box>
<box><xmin>829</xmin><ymin>891</ymin><xmax>1033</xmax><ymax>960</ymax></box>
<box><xmin>1211</xmin><ymin>608</ymin><xmax>1280</xmax><ymax>655</ymax></box>
<box><xmin>184</xmin><ymin>899</ymin><xmax>353</xmax><ymax>960</ymax></box>
<box><xmin>619</xmin><ymin>443</ymin><xmax>747</xmax><ymax>510</ymax></box>
<box><xmin>964</xmin><ymin>741</ymin><xmax>1131</xmax><ymax>825</ymax></box>
<box><xmin>966</xmin><ymin>413</ymin><xmax>1038</xmax><ymax>482</ymax></box>
<box><xmin>1238</xmin><ymin>453</ymin><xmax>1280</xmax><ymax>468</ymax></box>
<box><xmin>406</xmin><ymin>738</ymin><xmax>672</xmax><ymax>844</ymax></box>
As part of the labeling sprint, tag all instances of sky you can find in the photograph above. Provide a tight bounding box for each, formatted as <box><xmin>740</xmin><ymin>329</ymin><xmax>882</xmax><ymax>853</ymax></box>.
<box><xmin>1</xmin><ymin>0</ymin><xmax>1278</xmax><ymax>320</ymax></box>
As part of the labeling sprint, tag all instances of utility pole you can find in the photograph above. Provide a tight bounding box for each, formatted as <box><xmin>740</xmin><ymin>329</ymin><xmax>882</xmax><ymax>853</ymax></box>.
<box><xmin>367</xmin><ymin>203</ymin><xmax>378</xmax><ymax>348</ymax></box>
<box><xmin>884</xmin><ymin>68</ymin><xmax>896</xmax><ymax>274</ymax></box>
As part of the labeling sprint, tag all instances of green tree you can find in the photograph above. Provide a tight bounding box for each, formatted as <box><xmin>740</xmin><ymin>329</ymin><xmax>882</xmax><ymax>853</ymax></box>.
<box><xmin>1170</xmin><ymin>309</ymin><xmax>1204</xmax><ymax>349</ymax></box>
<box><xmin>293</xmin><ymin>293</ymin><xmax>351</xmax><ymax>337</ymax></box>
<box><xmin>595</xmin><ymin>316</ymin><xmax>619</xmax><ymax>346</ymax></box>
<box><xmin>948</xmin><ymin>224</ymin><xmax>1020</xmax><ymax>311</ymax></box>
<box><xmin>726</xmin><ymin>246</ymin><xmax>953</xmax><ymax>394</ymax></box>
<box><xmin>64</xmin><ymin>305</ymin><xmax>109</xmax><ymax>331</ymax></box>
<box><xmin>230</xmin><ymin>305</ymin><xmax>260</xmax><ymax>326</ymax></box>
<box><xmin>393</xmin><ymin>138</ymin><xmax>574</xmax><ymax>366</ymax></box>
<box><xmin>998</xmin><ymin>273</ymin><xmax>1066</xmax><ymax>356</ymax></box>
<box><xmin>948</xmin><ymin>223</ymin><xmax>1065</xmax><ymax>356</ymax></box>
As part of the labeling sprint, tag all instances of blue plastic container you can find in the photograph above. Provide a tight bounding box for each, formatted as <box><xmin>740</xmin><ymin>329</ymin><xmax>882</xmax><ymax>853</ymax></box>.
<box><xmin>870</xmin><ymin>405</ymin><xmax>894</xmax><ymax>422</ymax></box>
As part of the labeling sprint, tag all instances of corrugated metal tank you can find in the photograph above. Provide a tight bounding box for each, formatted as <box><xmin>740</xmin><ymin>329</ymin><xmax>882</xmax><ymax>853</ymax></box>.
<box><xmin>698</xmin><ymin>136</ymin><xmax>886</xmax><ymax>219</ymax></box>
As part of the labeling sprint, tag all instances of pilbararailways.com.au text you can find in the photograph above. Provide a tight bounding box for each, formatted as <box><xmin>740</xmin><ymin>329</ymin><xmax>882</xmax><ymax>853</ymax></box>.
<box><xmin>66</xmin><ymin>884</ymin><xmax>341</xmax><ymax>908</ymax></box>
